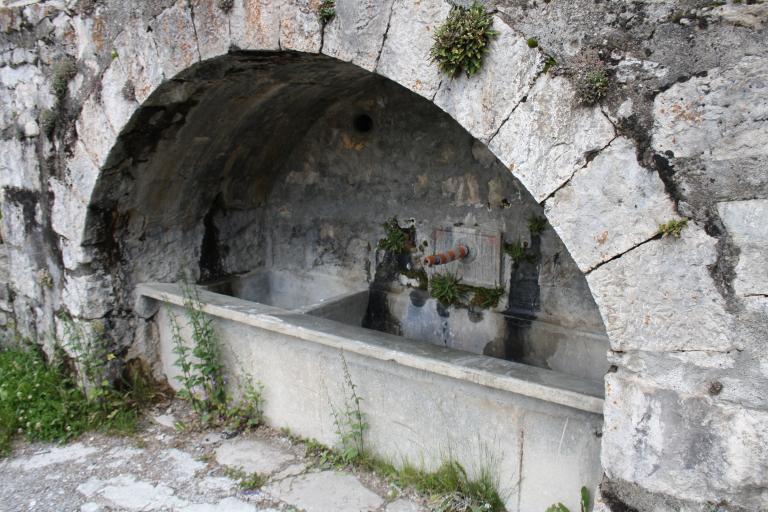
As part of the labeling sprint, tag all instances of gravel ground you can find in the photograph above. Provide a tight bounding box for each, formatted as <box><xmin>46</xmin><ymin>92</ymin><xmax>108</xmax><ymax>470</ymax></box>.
<box><xmin>0</xmin><ymin>400</ymin><xmax>426</xmax><ymax>512</ymax></box>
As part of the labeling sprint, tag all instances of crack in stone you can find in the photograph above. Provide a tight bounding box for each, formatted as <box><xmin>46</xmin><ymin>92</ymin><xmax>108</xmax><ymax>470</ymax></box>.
<box><xmin>187</xmin><ymin>2</ymin><xmax>203</xmax><ymax>63</ymax></box>
<box><xmin>539</xmin><ymin>134</ymin><xmax>619</xmax><ymax>206</ymax></box>
<box><xmin>585</xmin><ymin>233</ymin><xmax>662</xmax><ymax>275</ymax></box>
<box><xmin>373</xmin><ymin>1</ymin><xmax>396</xmax><ymax>73</ymax></box>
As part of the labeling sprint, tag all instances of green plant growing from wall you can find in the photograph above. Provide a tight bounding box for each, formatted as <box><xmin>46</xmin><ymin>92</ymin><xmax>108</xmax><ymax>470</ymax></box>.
<box><xmin>378</xmin><ymin>217</ymin><xmax>410</xmax><ymax>254</ymax></box>
<box><xmin>430</xmin><ymin>2</ymin><xmax>498</xmax><ymax>78</ymax></box>
<box><xmin>329</xmin><ymin>353</ymin><xmax>367</xmax><ymax>465</ymax></box>
<box><xmin>528</xmin><ymin>215</ymin><xmax>548</xmax><ymax>236</ymax></box>
<box><xmin>572</xmin><ymin>51</ymin><xmax>609</xmax><ymax>105</ymax></box>
<box><xmin>318</xmin><ymin>0</ymin><xmax>335</xmax><ymax>25</ymax></box>
<box><xmin>216</xmin><ymin>0</ymin><xmax>234</xmax><ymax>13</ymax></box>
<box><xmin>430</xmin><ymin>272</ymin><xmax>464</xmax><ymax>306</ymax></box>
<box><xmin>470</xmin><ymin>286</ymin><xmax>505</xmax><ymax>309</ymax></box>
<box><xmin>546</xmin><ymin>486</ymin><xmax>590</xmax><ymax>512</ymax></box>
<box><xmin>168</xmin><ymin>283</ymin><xmax>263</xmax><ymax>429</ymax></box>
<box><xmin>526</xmin><ymin>37</ymin><xmax>539</xmax><ymax>48</ymax></box>
<box><xmin>51</xmin><ymin>57</ymin><xmax>77</xmax><ymax>100</ymax></box>
<box><xmin>658</xmin><ymin>218</ymin><xmax>688</xmax><ymax>238</ymax></box>
<box><xmin>503</xmin><ymin>239</ymin><xmax>537</xmax><ymax>265</ymax></box>
<box><xmin>543</xmin><ymin>55</ymin><xmax>558</xmax><ymax>73</ymax></box>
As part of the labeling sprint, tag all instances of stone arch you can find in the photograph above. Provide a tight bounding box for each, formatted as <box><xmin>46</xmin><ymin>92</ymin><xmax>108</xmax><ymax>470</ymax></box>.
<box><xmin>50</xmin><ymin>0</ymin><xmax>745</xmax><ymax>506</ymax></box>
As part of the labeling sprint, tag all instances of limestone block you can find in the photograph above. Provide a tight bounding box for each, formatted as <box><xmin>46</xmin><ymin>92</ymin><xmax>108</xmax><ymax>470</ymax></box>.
<box><xmin>150</xmin><ymin>1</ymin><xmax>201</xmax><ymax>80</ymax></box>
<box><xmin>0</xmin><ymin>193</ymin><xmax>39</xmax><ymax>247</ymax></box>
<box><xmin>544</xmin><ymin>137</ymin><xmax>678</xmax><ymax>272</ymax></box>
<box><xmin>112</xmin><ymin>19</ymin><xmax>165</xmax><ymax>104</ymax></box>
<box><xmin>433</xmin><ymin>18</ymin><xmax>541</xmax><ymax>143</ymax></box>
<box><xmin>100</xmin><ymin>59</ymin><xmax>139</xmax><ymax>134</ymax></box>
<box><xmin>62</xmin><ymin>271</ymin><xmax>113</xmax><ymax>319</ymax></box>
<box><xmin>652</xmin><ymin>55</ymin><xmax>768</xmax><ymax>161</ymax></box>
<box><xmin>586</xmin><ymin>227</ymin><xmax>735</xmax><ymax>353</ymax></box>
<box><xmin>50</xmin><ymin>178</ymin><xmax>87</xmax><ymax>243</ymax></box>
<box><xmin>376</xmin><ymin>0</ymin><xmax>450</xmax><ymax>99</ymax></box>
<box><xmin>190</xmin><ymin>0</ymin><xmax>231</xmax><ymax>61</ymax></box>
<box><xmin>278</xmin><ymin>0</ymin><xmax>322</xmax><ymax>54</ymax></box>
<box><xmin>718</xmin><ymin>199</ymin><xmax>768</xmax><ymax>298</ymax></box>
<box><xmin>229</xmin><ymin>0</ymin><xmax>280</xmax><ymax>51</ymax></box>
<box><xmin>0</xmin><ymin>138</ymin><xmax>40</xmax><ymax>191</ymax></box>
<box><xmin>322</xmin><ymin>0</ymin><xmax>395</xmax><ymax>71</ymax></box>
<box><xmin>488</xmin><ymin>74</ymin><xmax>615</xmax><ymax>202</ymax></box>
<box><xmin>75</xmin><ymin>95</ymin><xmax>117</xmax><ymax>169</ymax></box>
<box><xmin>602</xmin><ymin>374</ymin><xmax>768</xmax><ymax>509</ymax></box>
<box><xmin>7</xmin><ymin>248</ymin><xmax>38</xmax><ymax>299</ymax></box>
<box><xmin>0</xmin><ymin>62</ymin><xmax>37</xmax><ymax>87</ymax></box>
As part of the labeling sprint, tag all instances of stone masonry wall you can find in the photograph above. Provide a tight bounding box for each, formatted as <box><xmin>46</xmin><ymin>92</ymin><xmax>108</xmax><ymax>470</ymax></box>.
<box><xmin>0</xmin><ymin>0</ymin><xmax>766</xmax><ymax>510</ymax></box>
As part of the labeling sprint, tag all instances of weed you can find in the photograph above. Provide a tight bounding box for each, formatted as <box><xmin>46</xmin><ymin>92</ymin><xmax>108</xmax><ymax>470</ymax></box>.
<box><xmin>216</xmin><ymin>0</ymin><xmax>234</xmax><ymax>13</ymax></box>
<box><xmin>168</xmin><ymin>282</ymin><xmax>263</xmax><ymax>429</ymax></box>
<box><xmin>470</xmin><ymin>286</ymin><xmax>505</xmax><ymax>309</ymax></box>
<box><xmin>546</xmin><ymin>486</ymin><xmax>590</xmax><ymax>512</ymax></box>
<box><xmin>378</xmin><ymin>217</ymin><xmax>411</xmax><ymax>254</ymax></box>
<box><xmin>526</xmin><ymin>38</ymin><xmax>538</xmax><ymax>48</ymax></box>
<box><xmin>503</xmin><ymin>239</ymin><xmax>537</xmax><ymax>265</ymax></box>
<box><xmin>430</xmin><ymin>272</ymin><xmax>463</xmax><ymax>306</ymax></box>
<box><xmin>110</xmin><ymin>49</ymin><xmax>118</xmax><ymax>60</ymax></box>
<box><xmin>431</xmin><ymin>3</ymin><xmax>498</xmax><ymax>78</ymax></box>
<box><xmin>658</xmin><ymin>218</ymin><xmax>688</xmax><ymax>238</ymax></box>
<box><xmin>329</xmin><ymin>354</ymin><xmax>367</xmax><ymax>465</ymax></box>
<box><xmin>51</xmin><ymin>57</ymin><xmax>77</xmax><ymax>101</ymax></box>
<box><xmin>318</xmin><ymin>0</ymin><xmax>335</xmax><ymax>25</ymax></box>
<box><xmin>40</xmin><ymin>109</ymin><xmax>57</xmax><ymax>136</ymax></box>
<box><xmin>224</xmin><ymin>466</ymin><xmax>266</xmax><ymax>490</ymax></box>
<box><xmin>528</xmin><ymin>215</ymin><xmax>548</xmax><ymax>236</ymax></box>
<box><xmin>572</xmin><ymin>50</ymin><xmax>609</xmax><ymax>106</ymax></box>
<box><xmin>400</xmin><ymin>268</ymin><xmax>428</xmax><ymax>290</ymax></box>
<box><xmin>543</xmin><ymin>55</ymin><xmax>557</xmax><ymax>73</ymax></box>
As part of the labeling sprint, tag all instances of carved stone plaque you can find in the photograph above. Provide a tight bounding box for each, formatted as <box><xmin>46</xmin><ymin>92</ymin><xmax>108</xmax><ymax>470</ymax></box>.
<box><xmin>427</xmin><ymin>227</ymin><xmax>502</xmax><ymax>287</ymax></box>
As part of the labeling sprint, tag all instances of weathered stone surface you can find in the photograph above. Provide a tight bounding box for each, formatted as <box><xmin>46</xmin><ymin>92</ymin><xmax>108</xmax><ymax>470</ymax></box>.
<box><xmin>652</xmin><ymin>55</ymin><xmax>768</xmax><ymax>161</ymax></box>
<box><xmin>718</xmin><ymin>199</ymin><xmax>768</xmax><ymax>298</ymax></box>
<box><xmin>602</xmin><ymin>373</ymin><xmax>768</xmax><ymax>509</ymax></box>
<box><xmin>544</xmin><ymin>137</ymin><xmax>678</xmax><ymax>272</ymax></box>
<box><xmin>111</xmin><ymin>19</ymin><xmax>165</xmax><ymax>104</ymax></box>
<box><xmin>150</xmin><ymin>1</ymin><xmax>200</xmax><ymax>80</ymax></box>
<box><xmin>100</xmin><ymin>59</ymin><xmax>139</xmax><ymax>134</ymax></box>
<box><xmin>214</xmin><ymin>438</ymin><xmax>296</xmax><ymax>475</ymax></box>
<box><xmin>190</xmin><ymin>0</ymin><xmax>231</xmax><ymax>61</ymax></box>
<box><xmin>229</xmin><ymin>0</ymin><xmax>280</xmax><ymax>51</ymax></box>
<box><xmin>586</xmin><ymin>227</ymin><xmax>735</xmax><ymax>353</ymax></box>
<box><xmin>433</xmin><ymin>18</ymin><xmax>541</xmax><ymax>143</ymax></box>
<box><xmin>488</xmin><ymin>74</ymin><xmax>615</xmax><ymax>202</ymax></box>
<box><xmin>75</xmin><ymin>95</ymin><xmax>117</xmax><ymax>169</ymax></box>
<box><xmin>0</xmin><ymin>138</ymin><xmax>39</xmax><ymax>190</ymax></box>
<box><xmin>267</xmin><ymin>471</ymin><xmax>383</xmax><ymax>512</ymax></box>
<box><xmin>376</xmin><ymin>0</ymin><xmax>450</xmax><ymax>99</ymax></box>
<box><xmin>321</xmin><ymin>0</ymin><xmax>395</xmax><ymax>71</ymax></box>
<box><xmin>62</xmin><ymin>271</ymin><xmax>113</xmax><ymax>319</ymax></box>
<box><xmin>278</xmin><ymin>0</ymin><xmax>322</xmax><ymax>54</ymax></box>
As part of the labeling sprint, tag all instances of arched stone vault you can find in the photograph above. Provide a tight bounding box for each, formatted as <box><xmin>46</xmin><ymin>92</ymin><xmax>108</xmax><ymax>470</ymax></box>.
<box><xmin>39</xmin><ymin>0</ymin><xmax>767</xmax><ymax>509</ymax></box>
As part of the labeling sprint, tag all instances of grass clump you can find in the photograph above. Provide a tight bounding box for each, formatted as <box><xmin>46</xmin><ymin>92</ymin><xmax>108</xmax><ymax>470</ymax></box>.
<box><xmin>318</xmin><ymin>0</ymin><xmax>335</xmax><ymax>25</ymax></box>
<box><xmin>546</xmin><ymin>486</ymin><xmax>590</xmax><ymax>512</ymax></box>
<box><xmin>503</xmin><ymin>239</ymin><xmax>537</xmax><ymax>265</ymax></box>
<box><xmin>51</xmin><ymin>57</ymin><xmax>77</xmax><ymax>101</ymax></box>
<box><xmin>223</xmin><ymin>466</ymin><xmax>267</xmax><ymax>490</ymax></box>
<box><xmin>658</xmin><ymin>218</ymin><xmax>688</xmax><ymax>238</ymax></box>
<box><xmin>527</xmin><ymin>215</ymin><xmax>548</xmax><ymax>236</ymax></box>
<box><xmin>0</xmin><ymin>342</ymin><xmax>145</xmax><ymax>456</ymax></box>
<box><xmin>168</xmin><ymin>283</ymin><xmax>264</xmax><ymax>430</ymax></box>
<box><xmin>526</xmin><ymin>38</ymin><xmax>538</xmax><ymax>48</ymax></box>
<box><xmin>378</xmin><ymin>217</ymin><xmax>411</xmax><ymax>254</ymax></box>
<box><xmin>430</xmin><ymin>272</ymin><xmax>463</xmax><ymax>306</ymax></box>
<box><xmin>470</xmin><ymin>286</ymin><xmax>505</xmax><ymax>309</ymax></box>
<box><xmin>572</xmin><ymin>51</ymin><xmax>609</xmax><ymax>106</ymax></box>
<box><xmin>216</xmin><ymin>0</ymin><xmax>234</xmax><ymax>13</ymax></box>
<box><xmin>430</xmin><ymin>2</ymin><xmax>498</xmax><ymax>78</ymax></box>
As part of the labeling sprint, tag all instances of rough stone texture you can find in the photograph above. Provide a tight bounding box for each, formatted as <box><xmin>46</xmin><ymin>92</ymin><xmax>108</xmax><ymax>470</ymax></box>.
<box><xmin>586</xmin><ymin>227</ymin><xmax>735</xmax><ymax>353</ymax></box>
<box><xmin>191</xmin><ymin>0</ymin><xmax>231</xmax><ymax>61</ymax></box>
<box><xmin>488</xmin><ymin>74</ymin><xmax>616</xmax><ymax>202</ymax></box>
<box><xmin>111</xmin><ymin>18</ymin><xmax>166</xmax><ymax>104</ymax></box>
<box><xmin>433</xmin><ymin>17</ymin><xmax>541</xmax><ymax>143</ymax></box>
<box><xmin>376</xmin><ymin>0</ymin><xmax>449</xmax><ymax>99</ymax></box>
<box><xmin>717</xmin><ymin>199</ymin><xmax>768</xmax><ymax>299</ymax></box>
<box><xmin>321</xmin><ymin>0</ymin><xmax>395</xmax><ymax>71</ymax></box>
<box><xmin>544</xmin><ymin>137</ymin><xmax>678</xmax><ymax>272</ymax></box>
<box><xmin>150</xmin><ymin>1</ymin><xmax>201</xmax><ymax>80</ymax></box>
<box><xmin>214</xmin><ymin>439</ymin><xmax>297</xmax><ymax>475</ymax></box>
<box><xmin>278</xmin><ymin>0</ymin><xmax>322</xmax><ymax>54</ymax></box>
<box><xmin>266</xmin><ymin>472</ymin><xmax>384</xmax><ymax>512</ymax></box>
<box><xmin>229</xmin><ymin>0</ymin><xmax>281</xmax><ymax>51</ymax></box>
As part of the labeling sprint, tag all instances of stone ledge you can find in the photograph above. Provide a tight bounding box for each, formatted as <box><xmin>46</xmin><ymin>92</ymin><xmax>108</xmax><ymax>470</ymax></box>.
<box><xmin>138</xmin><ymin>282</ymin><xmax>605</xmax><ymax>414</ymax></box>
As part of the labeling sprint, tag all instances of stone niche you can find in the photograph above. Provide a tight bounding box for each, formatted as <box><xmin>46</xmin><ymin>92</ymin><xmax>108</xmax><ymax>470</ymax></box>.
<box><xmin>89</xmin><ymin>52</ymin><xmax>610</xmax><ymax>384</ymax></box>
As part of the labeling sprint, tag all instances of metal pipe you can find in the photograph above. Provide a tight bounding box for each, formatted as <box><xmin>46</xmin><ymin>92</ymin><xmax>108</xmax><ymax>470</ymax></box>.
<box><xmin>423</xmin><ymin>244</ymin><xmax>469</xmax><ymax>267</ymax></box>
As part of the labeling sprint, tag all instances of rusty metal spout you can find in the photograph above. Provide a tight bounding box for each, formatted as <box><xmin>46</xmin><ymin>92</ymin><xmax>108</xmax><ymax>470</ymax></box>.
<box><xmin>423</xmin><ymin>244</ymin><xmax>469</xmax><ymax>267</ymax></box>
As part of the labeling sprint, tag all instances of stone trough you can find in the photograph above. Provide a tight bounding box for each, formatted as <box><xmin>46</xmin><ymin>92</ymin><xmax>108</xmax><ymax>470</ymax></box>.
<box><xmin>138</xmin><ymin>276</ymin><xmax>604</xmax><ymax>511</ymax></box>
